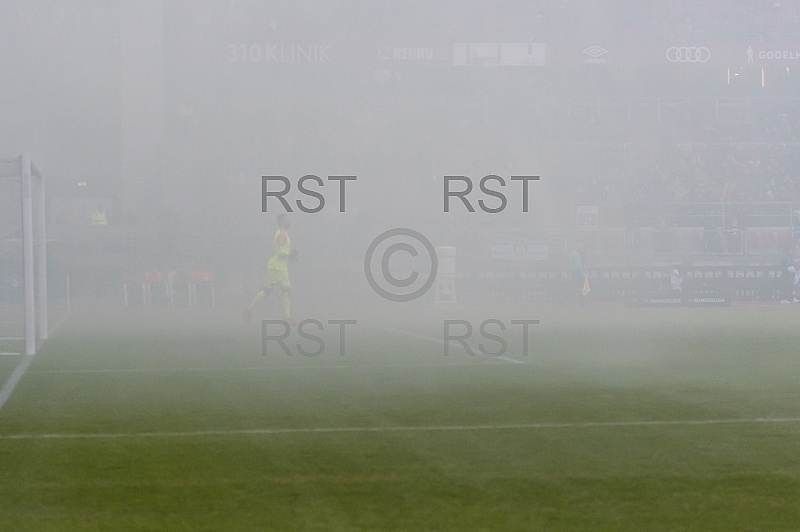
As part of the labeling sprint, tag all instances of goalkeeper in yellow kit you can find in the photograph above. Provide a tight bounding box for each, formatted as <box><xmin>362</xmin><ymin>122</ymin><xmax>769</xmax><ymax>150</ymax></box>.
<box><xmin>243</xmin><ymin>213</ymin><xmax>297</xmax><ymax>324</ymax></box>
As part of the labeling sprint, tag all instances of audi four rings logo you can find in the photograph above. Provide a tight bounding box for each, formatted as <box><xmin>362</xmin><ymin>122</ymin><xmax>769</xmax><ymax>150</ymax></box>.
<box><xmin>666</xmin><ymin>46</ymin><xmax>711</xmax><ymax>62</ymax></box>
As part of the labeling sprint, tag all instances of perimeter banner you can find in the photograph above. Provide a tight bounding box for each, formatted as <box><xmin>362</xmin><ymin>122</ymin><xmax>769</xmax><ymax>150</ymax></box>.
<box><xmin>215</xmin><ymin>40</ymin><xmax>800</xmax><ymax>68</ymax></box>
<box><xmin>545</xmin><ymin>42</ymin><xmax>800</xmax><ymax>68</ymax></box>
<box><xmin>636</xmin><ymin>293</ymin><xmax>731</xmax><ymax>307</ymax></box>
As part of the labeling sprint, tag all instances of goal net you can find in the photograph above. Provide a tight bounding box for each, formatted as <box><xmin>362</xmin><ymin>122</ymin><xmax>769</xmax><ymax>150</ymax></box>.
<box><xmin>0</xmin><ymin>153</ymin><xmax>49</xmax><ymax>355</ymax></box>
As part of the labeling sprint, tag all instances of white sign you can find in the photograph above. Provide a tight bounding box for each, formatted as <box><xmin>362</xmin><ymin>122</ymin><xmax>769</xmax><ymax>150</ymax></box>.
<box><xmin>453</xmin><ymin>43</ymin><xmax>546</xmax><ymax>66</ymax></box>
<box><xmin>576</xmin><ymin>206</ymin><xmax>599</xmax><ymax>228</ymax></box>
<box><xmin>491</xmin><ymin>237</ymin><xmax>549</xmax><ymax>262</ymax></box>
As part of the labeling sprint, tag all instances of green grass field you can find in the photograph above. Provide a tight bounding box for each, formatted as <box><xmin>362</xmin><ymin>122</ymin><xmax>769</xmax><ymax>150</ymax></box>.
<box><xmin>1</xmin><ymin>302</ymin><xmax>799</xmax><ymax>530</ymax></box>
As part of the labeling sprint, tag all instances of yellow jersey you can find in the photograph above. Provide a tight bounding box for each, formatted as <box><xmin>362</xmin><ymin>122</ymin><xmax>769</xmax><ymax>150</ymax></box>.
<box><xmin>267</xmin><ymin>229</ymin><xmax>291</xmax><ymax>272</ymax></box>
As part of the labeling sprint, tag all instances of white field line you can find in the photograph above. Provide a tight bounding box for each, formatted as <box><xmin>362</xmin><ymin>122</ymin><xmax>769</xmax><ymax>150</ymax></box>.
<box><xmin>2</xmin><ymin>417</ymin><xmax>800</xmax><ymax>441</ymax></box>
<box><xmin>365</xmin><ymin>325</ymin><xmax>527</xmax><ymax>364</ymax></box>
<box><xmin>27</xmin><ymin>360</ymin><xmax>512</xmax><ymax>375</ymax></box>
<box><xmin>0</xmin><ymin>353</ymin><xmax>34</xmax><ymax>411</ymax></box>
<box><xmin>27</xmin><ymin>324</ymin><xmax>524</xmax><ymax>375</ymax></box>
<box><xmin>0</xmin><ymin>312</ymin><xmax>69</xmax><ymax>410</ymax></box>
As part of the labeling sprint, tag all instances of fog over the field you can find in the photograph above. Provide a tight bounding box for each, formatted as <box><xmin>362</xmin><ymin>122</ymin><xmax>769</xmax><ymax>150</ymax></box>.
<box><xmin>3</xmin><ymin>1</ymin><xmax>799</xmax><ymax>308</ymax></box>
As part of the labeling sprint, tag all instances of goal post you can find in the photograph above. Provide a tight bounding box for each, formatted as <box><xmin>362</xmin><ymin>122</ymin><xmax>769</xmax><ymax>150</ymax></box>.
<box><xmin>1</xmin><ymin>153</ymin><xmax>48</xmax><ymax>355</ymax></box>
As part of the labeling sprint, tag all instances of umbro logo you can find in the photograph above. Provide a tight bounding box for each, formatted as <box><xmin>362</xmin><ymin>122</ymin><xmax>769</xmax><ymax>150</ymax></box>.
<box><xmin>582</xmin><ymin>45</ymin><xmax>608</xmax><ymax>63</ymax></box>
<box><xmin>582</xmin><ymin>45</ymin><xmax>608</xmax><ymax>58</ymax></box>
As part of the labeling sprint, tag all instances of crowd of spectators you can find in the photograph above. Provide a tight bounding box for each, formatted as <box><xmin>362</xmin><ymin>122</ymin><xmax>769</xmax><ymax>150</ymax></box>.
<box><xmin>172</xmin><ymin>0</ymin><xmax>800</xmax><ymax>234</ymax></box>
<box><xmin>257</xmin><ymin>1</ymin><xmax>800</xmax><ymax>44</ymax></box>
<box><xmin>570</xmin><ymin>140</ymin><xmax>800</xmax><ymax>206</ymax></box>
<box><xmin>472</xmin><ymin>0</ymin><xmax>800</xmax><ymax>42</ymax></box>
<box><xmin>531</xmin><ymin>97</ymin><xmax>800</xmax><ymax>145</ymax></box>
<box><xmin>606</xmin><ymin>0</ymin><xmax>800</xmax><ymax>43</ymax></box>
<box><xmin>542</xmin><ymin>97</ymin><xmax>800</xmax><ymax>209</ymax></box>
<box><xmin>387</xmin><ymin>0</ymin><xmax>800</xmax><ymax>43</ymax></box>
